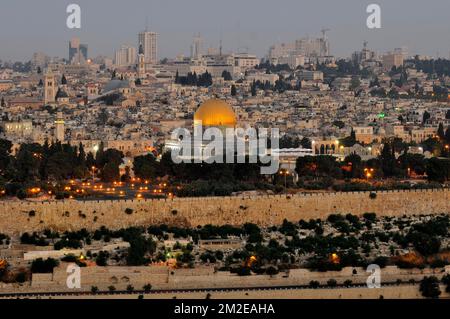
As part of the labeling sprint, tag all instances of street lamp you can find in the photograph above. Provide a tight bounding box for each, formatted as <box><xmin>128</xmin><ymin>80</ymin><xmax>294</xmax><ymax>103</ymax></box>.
<box><xmin>279</xmin><ymin>169</ymin><xmax>290</xmax><ymax>195</ymax></box>
<box><xmin>91</xmin><ymin>166</ymin><xmax>96</xmax><ymax>182</ymax></box>
<box><xmin>364</xmin><ymin>168</ymin><xmax>374</xmax><ymax>180</ymax></box>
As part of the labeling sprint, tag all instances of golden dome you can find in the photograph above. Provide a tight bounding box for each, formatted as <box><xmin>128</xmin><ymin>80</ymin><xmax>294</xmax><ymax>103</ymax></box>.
<box><xmin>194</xmin><ymin>99</ymin><xmax>237</xmax><ymax>127</ymax></box>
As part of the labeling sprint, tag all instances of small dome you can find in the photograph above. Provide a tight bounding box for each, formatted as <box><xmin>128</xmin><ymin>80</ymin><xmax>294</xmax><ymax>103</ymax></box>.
<box><xmin>194</xmin><ymin>99</ymin><xmax>236</xmax><ymax>128</ymax></box>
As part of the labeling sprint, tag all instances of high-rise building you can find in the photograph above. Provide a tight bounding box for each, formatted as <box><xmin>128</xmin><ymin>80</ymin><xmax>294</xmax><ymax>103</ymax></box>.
<box><xmin>352</xmin><ymin>41</ymin><xmax>376</xmax><ymax>64</ymax></box>
<box><xmin>31</xmin><ymin>52</ymin><xmax>49</xmax><ymax>69</ymax></box>
<box><xmin>394</xmin><ymin>47</ymin><xmax>409</xmax><ymax>60</ymax></box>
<box><xmin>268</xmin><ymin>43</ymin><xmax>296</xmax><ymax>61</ymax></box>
<box><xmin>138</xmin><ymin>31</ymin><xmax>158</xmax><ymax>64</ymax></box>
<box><xmin>268</xmin><ymin>34</ymin><xmax>331</xmax><ymax>64</ymax></box>
<box><xmin>295</xmin><ymin>37</ymin><xmax>329</xmax><ymax>57</ymax></box>
<box><xmin>114</xmin><ymin>45</ymin><xmax>137</xmax><ymax>66</ymax></box>
<box><xmin>69</xmin><ymin>37</ymin><xmax>88</xmax><ymax>64</ymax></box>
<box><xmin>191</xmin><ymin>33</ymin><xmax>203</xmax><ymax>59</ymax></box>
<box><xmin>383</xmin><ymin>52</ymin><xmax>404</xmax><ymax>70</ymax></box>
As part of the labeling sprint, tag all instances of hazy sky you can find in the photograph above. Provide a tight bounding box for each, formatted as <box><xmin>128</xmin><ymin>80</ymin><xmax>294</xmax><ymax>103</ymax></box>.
<box><xmin>0</xmin><ymin>0</ymin><xmax>449</xmax><ymax>61</ymax></box>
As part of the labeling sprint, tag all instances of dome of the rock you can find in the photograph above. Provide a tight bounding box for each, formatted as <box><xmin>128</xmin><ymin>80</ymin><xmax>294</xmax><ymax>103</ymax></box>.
<box><xmin>193</xmin><ymin>99</ymin><xmax>237</xmax><ymax>128</ymax></box>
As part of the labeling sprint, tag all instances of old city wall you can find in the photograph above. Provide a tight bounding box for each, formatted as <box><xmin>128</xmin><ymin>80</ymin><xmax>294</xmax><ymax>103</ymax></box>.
<box><xmin>1</xmin><ymin>265</ymin><xmax>448</xmax><ymax>294</ymax></box>
<box><xmin>0</xmin><ymin>189</ymin><xmax>448</xmax><ymax>235</ymax></box>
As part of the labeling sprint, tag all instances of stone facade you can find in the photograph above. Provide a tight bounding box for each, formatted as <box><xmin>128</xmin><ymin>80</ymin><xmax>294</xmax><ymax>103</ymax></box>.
<box><xmin>0</xmin><ymin>189</ymin><xmax>448</xmax><ymax>235</ymax></box>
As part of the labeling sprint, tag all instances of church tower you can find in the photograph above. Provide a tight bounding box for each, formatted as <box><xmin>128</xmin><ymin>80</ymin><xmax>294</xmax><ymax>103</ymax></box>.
<box><xmin>54</xmin><ymin>111</ymin><xmax>65</xmax><ymax>142</ymax></box>
<box><xmin>137</xmin><ymin>42</ymin><xmax>146</xmax><ymax>80</ymax></box>
<box><xmin>44</xmin><ymin>70</ymin><xmax>56</xmax><ymax>105</ymax></box>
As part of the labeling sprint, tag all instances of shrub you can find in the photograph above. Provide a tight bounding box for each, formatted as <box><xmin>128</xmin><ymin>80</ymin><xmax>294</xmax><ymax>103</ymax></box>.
<box><xmin>343</xmin><ymin>279</ymin><xmax>353</xmax><ymax>287</ymax></box>
<box><xmin>17</xmin><ymin>189</ymin><xmax>27</xmax><ymax>199</ymax></box>
<box><xmin>31</xmin><ymin>258</ymin><xmax>59</xmax><ymax>273</ymax></box>
<box><xmin>15</xmin><ymin>271</ymin><xmax>28</xmax><ymax>283</ymax></box>
<box><xmin>61</xmin><ymin>254</ymin><xmax>78</xmax><ymax>262</ymax></box>
<box><xmin>420</xmin><ymin>276</ymin><xmax>441</xmax><ymax>298</ymax></box>
<box><xmin>96</xmin><ymin>251</ymin><xmax>109</xmax><ymax>266</ymax></box>
<box><xmin>266</xmin><ymin>266</ymin><xmax>279</xmax><ymax>276</ymax></box>
<box><xmin>143</xmin><ymin>284</ymin><xmax>152</xmax><ymax>292</ymax></box>
<box><xmin>236</xmin><ymin>266</ymin><xmax>251</xmax><ymax>276</ymax></box>
<box><xmin>327</xmin><ymin>279</ymin><xmax>337</xmax><ymax>287</ymax></box>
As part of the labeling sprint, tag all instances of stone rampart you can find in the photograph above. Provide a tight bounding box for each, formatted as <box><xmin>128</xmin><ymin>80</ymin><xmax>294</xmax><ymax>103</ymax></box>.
<box><xmin>0</xmin><ymin>189</ymin><xmax>448</xmax><ymax>235</ymax></box>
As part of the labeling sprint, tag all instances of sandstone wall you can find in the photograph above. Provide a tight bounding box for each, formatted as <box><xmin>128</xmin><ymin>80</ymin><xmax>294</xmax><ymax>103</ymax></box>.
<box><xmin>0</xmin><ymin>189</ymin><xmax>448</xmax><ymax>235</ymax></box>
<box><xmin>2</xmin><ymin>265</ymin><xmax>448</xmax><ymax>294</ymax></box>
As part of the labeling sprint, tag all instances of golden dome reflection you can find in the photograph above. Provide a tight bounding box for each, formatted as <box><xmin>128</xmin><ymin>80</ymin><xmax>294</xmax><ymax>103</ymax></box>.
<box><xmin>194</xmin><ymin>99</ymin><xmax>237</xmax><ymax>128</ymax></box>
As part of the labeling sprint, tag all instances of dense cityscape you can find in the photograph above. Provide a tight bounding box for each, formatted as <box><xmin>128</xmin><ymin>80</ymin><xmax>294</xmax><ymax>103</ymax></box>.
<box><xmin>0</xmin><ymin>6</ymin><xmax>450</xmax><ymax>303</ymax></box>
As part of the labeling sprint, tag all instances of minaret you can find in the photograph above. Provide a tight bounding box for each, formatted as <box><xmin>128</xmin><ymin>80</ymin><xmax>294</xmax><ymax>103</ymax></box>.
<box><xmin>54</xmin><ymin>111</ymin><xmax>65</xmax><ymax>142</ymax></box>
<box><xmin>44</xmin><ymin>70</ymin><xmax>56</xmax><ymax>105</ymax></box>
<box><xmin>138</xmin><ymin>42</ymin><xmax>145</xmax><ymax>79</ymax></box>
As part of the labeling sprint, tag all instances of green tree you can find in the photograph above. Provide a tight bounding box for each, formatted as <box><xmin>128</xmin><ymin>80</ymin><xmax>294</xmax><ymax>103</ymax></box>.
<box><xmin>31</xmin><ymin>258</ymin><xmax>59</xmax><ymax>273</ymax></box>
<box><xmin>231</xmin><ymin>84</ymin><xmax>237</xmax><ymax>96</ymax></box>
<box><xmin>343</xmin><ymin>154</ymin><xmax>363</xmax><ymax>178</ymax></box>
<box><xmin>222</xmin><ymin>70</ymin><xmax>232</xmax><ymax>81</ymax></box>
<box><xmin>96</xmin><ymin>251</ymin><xmax>109</xmax><ymax>266</ymax></box>
<box><xmin>101</xmin><ymin>162</ymin><xmax>120</xmax><ymax>182</ymax></box>
<box><xmin>0</xmin><ymin>139</ymin><xmax>12</xmax><ymax>172</ymax></box>
<box><xmin>251</xmin><ymin>81</ymin><xmax>257</xmax><ymax>96</ymax></box>
<box><xmin>437</xmin><ymin>123</ymin><xmax>445</xmax><ymax>140</ymax></box>
<box><xmin>379</xmin><ymin>142</ymin><xmax>398</xmax><ymax>177</ymax></box>
<box><xmin>426</xmin><ymin>158</ymin><xmax>450</xmax><ymax>182</ymax></box>
<box><xmin>133</xmin><ymin>154</ymin><xmax>160</xmax><ymax>179</ymax></box>
<box><xmin>126</xmin><ymin>236</ymin><xmax>156</xmax><ymax>266</ymax></box>
<box><xmin>143</xmin><ymin>284</ymin><xmax>152</xmax><ymax>292</ymax></box>
<box><xmin>420</xmin><ymin>276</ymin><xmax>441</xmax><ymax>298</ymax></box>
<box><xmin>350</xmin><ymin>76</ymin><xmax>361</xmax><ymax>90</ymax></box>
<box><xmin>422</xmin><ymin>111</ymin><xmax>431</xmax><ymax>124</ymax></box>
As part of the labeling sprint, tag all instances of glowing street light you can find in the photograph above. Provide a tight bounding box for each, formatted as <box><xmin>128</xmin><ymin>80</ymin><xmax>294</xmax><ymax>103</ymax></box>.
<box><xmin>91</xmin><ymin>166</ymin><xmax>96</xmax><ymax>182</ymax></box>
<box><xmin>279</xmin><ymin>169</ymin><xmax>290</xmax><ymax>194</ymax></box>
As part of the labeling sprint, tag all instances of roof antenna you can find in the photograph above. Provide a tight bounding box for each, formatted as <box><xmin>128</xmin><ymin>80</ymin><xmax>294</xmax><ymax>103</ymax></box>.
<box><xmin>219</xmin><ymin>28</ymin><xmax>223</xmax><ymax>56</ymax></box>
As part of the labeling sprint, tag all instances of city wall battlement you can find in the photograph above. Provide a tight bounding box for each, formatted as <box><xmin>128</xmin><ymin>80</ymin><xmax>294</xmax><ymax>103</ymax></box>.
<box><xmin>0</xmin><ymin>189</ymin><xmax>448</xmax><ymax>235</ymax></box>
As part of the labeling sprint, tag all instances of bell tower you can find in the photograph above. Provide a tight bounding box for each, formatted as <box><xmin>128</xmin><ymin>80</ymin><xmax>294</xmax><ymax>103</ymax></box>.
<box><xmin>44</xmin><ymin>70</ymin><xmax>56</xmax><ymax>105</ymax></box>
<box><xmin>138</xmin><ymin>42</ymin><xmax>145</xmax><ymax>79</ymax></box>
